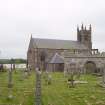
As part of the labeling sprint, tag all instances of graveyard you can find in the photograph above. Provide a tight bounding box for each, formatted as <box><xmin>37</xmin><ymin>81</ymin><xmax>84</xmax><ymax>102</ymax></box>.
<box><xmin>0</xmin><ymin>69</ymin><xmax>105</xmax><ymax>105</ymax></box>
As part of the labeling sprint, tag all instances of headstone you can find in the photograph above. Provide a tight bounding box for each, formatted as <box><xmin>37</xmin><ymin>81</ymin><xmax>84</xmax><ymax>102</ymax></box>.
<box><xmin>98</xmin><ymin>64</ymin><xmax>105</xmax><ymax>88</ymax></box>
<box><xmin>35</xmin><ymin>67</ymin><xmax>42</xmax><ymax>105</ymax></box>
<box><xmin>24</xmin><ymin>70</ymin><xmax>28</xmax><ymax>79</ymax></box>
<box><xmin>102</xmin><ymin>68</ymin><xmax>105</xmax><ymax>86</ymax></box>
<box><xmin>8</xmin><ymin>69</ymin><xmax>13</xmax><ymax>88</ymax></box>
<box><xmin>19</xmin><ymin>69</ymin><xmax>24</xmax><ymax>81</ymax></box>
<box><xmin>0</xmin><ymin>64</ymin><xmax>4</xmax><ymax>72</ymax></box>
<box><xmin>47</xmin><ymin>74</ymin><xmax>52</xmax><ymax>85</ymax></box>
<box><xmin>68</xmin><ymin>60</ymin><xmax>76</xmax><ymax>88</ymax></box>
<box><xmin>67</xmin><ymin>73</ymin><xmax>75</xmax><ymax>88</ymax></box>
<box><xmin>76</xmin><ymin>62</ymin><xmax>82</xmax><ymax>79</ymax></box>
<box><xmin>7</xmin><ymin>68</ymin><xmax>13</xmax><ymax>99</ymax></box>
<box><xmin>27</xmin><ymin>67</ymin><xmax>31</xmax><ymax>76</ymax></box>
<box><xmin>44</xmin><ymin>71</ymin><xmax>52</xmax><ymax>85</ymax></box>
<box><xmin>64</xmin><ymin>70</ymin><xmax>67</xmax><ymax>77</ymax></box>
<box><xmin>64</xmin><ymin>63</ymin><xmax>69</xmax><ymax>77</ymax></box>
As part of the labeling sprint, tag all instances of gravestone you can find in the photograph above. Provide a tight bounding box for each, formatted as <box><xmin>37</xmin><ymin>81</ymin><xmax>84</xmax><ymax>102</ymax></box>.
<box><xmin>98</xmin><ymin>64</ymin><xmax>105</xmax><ymax>88</ymax></box>
<box><xmin>64</xmin><ymin>62</ymin><xmax>69</xmax><ymax>77</ymax></box>
<box><xmin>102</xmin><ymin>68</ymin><xmax>105</xmax><ymax>87</ymax></box>
<box><xmin>0</xmin><ymin>64</ymin><xmax>4</xmax><ymax>72</ymax></box>
<box><xmin>19</xmin><ymin>69</ymin><xmax>25</xmax><ymax>81</ymax></box>
<box><xmin>44</xmin><ymin>71</ymin><xmax>52</xmax><ymax>85</ymax></box>
<box><xmin>76</xmin><ymin>62</ymin><xmax>82</xmax><ymax>79</ymax></box>
<box><xmin>35</xmin><ymin>68</ymin><xmax>42</xmax><ymax>105</ymax></box>
<box><xmin>24</xmin><ymin>69</ymin><xmax>28</xmax><ymax>79</ymax></box>
<box><xmin>27</xmin><ymin>67</ymin><xmax>31</xmax><ymax>76</ymax></box>
<box><xmin>8</xmin><ymin>68</ymin><xmax>13</xmax><ymax>99</ymax></box>
<box><xmin>8</xmin><ymin>69</ymin><xmax>13</xmax><ymax>88</ymax></box>
<box><xmin>47</xmin><ymin>74</ymin><xmax>52</xmax><ymax>85</ymax></box>
<box><xmin>46</xmin><ymin>72</ymin><xmax>52</xmax><ymax>85</ymax></box>
<box><xmin>68</xmin><ymin>59</ymin><xmax>76</xmax><ymax>88</ymax></box>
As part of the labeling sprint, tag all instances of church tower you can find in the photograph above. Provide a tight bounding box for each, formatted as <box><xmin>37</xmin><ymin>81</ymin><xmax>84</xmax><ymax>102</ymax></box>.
<box><xmin>77</xmin><ymin>24</ymin><xmax>92</xmax><ymax>50</ymax></box>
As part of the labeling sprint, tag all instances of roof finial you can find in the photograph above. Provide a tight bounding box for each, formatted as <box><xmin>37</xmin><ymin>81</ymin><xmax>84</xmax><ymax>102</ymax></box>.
<box><xmin>31</xmin><ymin>33</ymin><xmax>32</xmax><ymax>39</ymax></box>
<box><xmin>77</xmin><ymin>24</ymin><xmax>79</xmax><ymax>31</ymax></box>
<box><xmin>85</xmin><ymin>26</ymin><xmax>86</xmax><ymax>30</ymax></box>
<box><xmin>81</xmin><ymin>23</ymin><xmax>84</xmax><ymax>30</ymax></box>
<box><xmin>89</xmin><ymin>24</ymin><xmax>91</xmax><ymax>30</ymax></box>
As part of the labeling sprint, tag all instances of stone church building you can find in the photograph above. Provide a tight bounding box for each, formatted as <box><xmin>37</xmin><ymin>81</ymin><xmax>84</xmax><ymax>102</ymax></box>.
<box><xmin>27</xmin><ymin>24</ymin><xmax>105</xmax><ymax>72</ymax></box>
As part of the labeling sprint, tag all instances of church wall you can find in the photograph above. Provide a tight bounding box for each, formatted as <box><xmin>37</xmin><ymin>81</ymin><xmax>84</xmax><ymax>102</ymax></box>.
<box><xmin>36</xmin><ymin>48</ymin><xmax>64</xmax><ymax>71</ymax></box>
<box><xmin>27</xmin><ymin>48</ymin><xmax>90</xmax><ymax>71</ymax></box>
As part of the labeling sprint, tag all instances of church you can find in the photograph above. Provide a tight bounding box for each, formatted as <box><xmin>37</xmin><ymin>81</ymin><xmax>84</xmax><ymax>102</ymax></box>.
<box><xmin>27</xmin><ymin>24</ymin><xmax>100</xmax><ymax>71</ymax></box>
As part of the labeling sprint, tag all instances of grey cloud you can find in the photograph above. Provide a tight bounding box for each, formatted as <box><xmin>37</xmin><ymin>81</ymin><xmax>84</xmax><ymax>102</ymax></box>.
<box><xmin>0</xmin><ymin>0</ymin><xmax>105</xmax><ymax>58</ymax></box>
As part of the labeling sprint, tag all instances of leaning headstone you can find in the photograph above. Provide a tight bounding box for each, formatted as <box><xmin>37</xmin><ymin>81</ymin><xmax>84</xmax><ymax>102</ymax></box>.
<box><xmin>35</xmin><ymin>67</ymin><xmax>42</xmax><ymax>105</ymax></box>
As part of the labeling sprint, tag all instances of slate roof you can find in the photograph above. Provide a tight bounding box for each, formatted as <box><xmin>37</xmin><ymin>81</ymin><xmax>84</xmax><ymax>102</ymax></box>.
<box><xmin>49</xmin><ymin>53</ymin><xmax>64</xmax><ymax>64</ymax></box>
<box><xmin>30</xmin><ymin>38</ymin><xmax>87</xmax><ymax>50</ymax></box>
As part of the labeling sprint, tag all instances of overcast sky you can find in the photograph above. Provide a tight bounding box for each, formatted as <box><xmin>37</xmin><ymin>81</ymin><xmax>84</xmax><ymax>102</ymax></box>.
<box><xmin>0</xmin><ymin>0</ymin><xmax>105</xmax><ymax>59</ymax></box>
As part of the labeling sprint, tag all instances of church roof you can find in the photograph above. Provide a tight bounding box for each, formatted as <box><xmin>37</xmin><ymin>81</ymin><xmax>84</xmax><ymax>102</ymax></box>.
<box><xmin>49</xmin><ymin>53</ymin><xmax>64</xmax><ymax>64</ymax></box>
<box><xmin>30</xmin><ymin>38</ymin><xmax>87</xmax><ymax>50</ymax></box>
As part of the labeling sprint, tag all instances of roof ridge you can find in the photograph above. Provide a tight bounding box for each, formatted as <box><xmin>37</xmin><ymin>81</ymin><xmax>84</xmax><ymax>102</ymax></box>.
<box><xmin>31</xmin><ymin>38</ymin><xmax>87</xmax><ymax>49</ymax></box>
<box><xmin>32</xmin><ymin>37</ymin><xmax>77</xmax><ymax>42</ymax></box>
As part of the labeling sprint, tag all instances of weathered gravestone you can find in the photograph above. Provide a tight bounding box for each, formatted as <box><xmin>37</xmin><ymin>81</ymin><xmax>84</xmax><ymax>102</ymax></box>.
<box><xmin>24</xmin><ymin>69</ymin><xmax>29</xmax><ymax>79</ymax></box>
<box><xmin>102</xmin><ymin>69</ymin><xmax>105</xmax><ymax>84</ymax></box>
<box><xmin>44</xmin><ymin>71</ymin><xmax>52</xmax><ymax>85</ymax></box>
<box><xmin>64</xmin><ymin>62</ymin><xmax>69</xmax><ymax>78</ymax></box>
<box><xmin>35</xmin><ymin>68</ymin><xmax>42</xmax><ymax>105</ymax></box>
<box><xmin>67</xmin><ymin>59</ymin><xmax>76</xmax><ymax>88</ymax></box>
<box><xmin>101</xmin><ymin>67</ymin><xmax>105</xmax><ymax>87</ymax></box>
<box><xmin>19</xmin><ymin>69</ymin><xmax>25</xmax><ymax>81</ymax></box>
<box><xmin>0</xmin><ymin>64</ymin><xmax>4</xmax><ymax>72</ymax></box>
<box><xmin>98</xmin><ymin>64</ymin><xmax>105</xmax><ymax>88</ymax></box>
<box><xmin>7</xmin><ymin>68</ymin><xmax>13</xmax><ymax>99</ymax></box>
<box><xmin>47</xmin><ymin>74</ymin><xmax>52</xmax><ymax>85</ymax></box>
<box><xmin>8</xmin><ymin>69</ymin><xmax>13</xmax><ymax>88</ymax></box>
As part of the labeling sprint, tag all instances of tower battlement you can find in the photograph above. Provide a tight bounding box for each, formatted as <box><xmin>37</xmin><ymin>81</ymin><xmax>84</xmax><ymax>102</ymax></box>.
<box><xmin>77</xmin><ymin>24</ymin><xmax>92</xmax><ymax>50</ymax></box>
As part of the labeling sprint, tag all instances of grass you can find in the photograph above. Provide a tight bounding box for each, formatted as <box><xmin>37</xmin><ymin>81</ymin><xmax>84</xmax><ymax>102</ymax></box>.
<box><xmin>42</xmin><ymin>72</ymin><xmax>105</xmax><ymax>105</ymax></box>
<box><xmin>0</xmin><ymin>70</ymin><xmax>105</xmax><ymax>105</ymax></box>
<box><xmin>0</xmin><ymin>70</ymin><xmax>35</xmax><ymax>105</ymax></box>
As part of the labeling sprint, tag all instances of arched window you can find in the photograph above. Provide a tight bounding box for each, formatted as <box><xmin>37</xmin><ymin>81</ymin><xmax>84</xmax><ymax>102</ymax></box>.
<box><xmin>40</xmin><ymin>51</ymin><xmax>47</xmax><ymax>62</ymax></box>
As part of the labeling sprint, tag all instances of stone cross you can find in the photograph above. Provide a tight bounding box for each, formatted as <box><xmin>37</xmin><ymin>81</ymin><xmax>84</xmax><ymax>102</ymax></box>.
<box><xmin>68</xmin><ymin>59</ymin><xmax>77</xmax><ymax>88</ymax></box>
<box><xmin>8</xmin><ymin>68</ymin><xmax>13</xmax><ymax>88</ymax></box>
<box><xmin>35</xmin><ymin>68</ymin><xmax>42</xmax><ymax>105</ymax></box>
